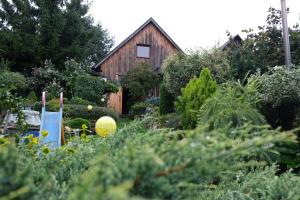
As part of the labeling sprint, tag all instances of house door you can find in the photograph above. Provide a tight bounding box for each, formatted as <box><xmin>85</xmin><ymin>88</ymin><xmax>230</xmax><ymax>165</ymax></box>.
<box><xmin>122</xmin><ymin>87</ymin><xmax>130</xmax><ymax>114</ymax></box>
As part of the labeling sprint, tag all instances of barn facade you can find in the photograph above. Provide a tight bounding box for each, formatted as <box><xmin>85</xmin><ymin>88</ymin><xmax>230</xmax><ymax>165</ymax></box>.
<box><xmin>93</xmin><ymin>18</ymin><xmax>181</xmax><ymax>114</ymax></box>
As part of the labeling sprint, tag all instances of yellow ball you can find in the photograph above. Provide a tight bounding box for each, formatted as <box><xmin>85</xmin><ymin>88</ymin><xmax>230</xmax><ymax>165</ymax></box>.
<box><xmin>95</xmin><ymin>116</ymin><xmax>117</xmax><ymax>137</ymax></box>
<box><xmin>87</xmin><ymin>105</ymin><xmax>93</xmax><ymax>111</ymax></box>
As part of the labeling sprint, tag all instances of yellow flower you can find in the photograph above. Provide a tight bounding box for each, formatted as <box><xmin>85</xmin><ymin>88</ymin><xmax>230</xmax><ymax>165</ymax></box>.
<box><xmin>80</xmin><ymin>133</ymin><xmax>87</xmax><ymax>139</ymax></box>
<box><xmin>41</xmin><ymin>130</ymin><xmax>48</xmax><ymax>137</ymax></box>
<box><xmin>25</xmin><ymin>134</ymin><xmax>34</xmax><ymax>140</ymax></box>
<box><xmin>30</xmin><ymin>137</ymin><xmax>38</xmax><ymax>144</ymax></box>
<box><xmin>42</xmin><ymin>146</ymin><xmax>51</xmax><ymax>154</ymax></box>
<box><xmin>82</xmin><ymin>124</ymin><xmax>88</xmax><ymax>130</ymax></box>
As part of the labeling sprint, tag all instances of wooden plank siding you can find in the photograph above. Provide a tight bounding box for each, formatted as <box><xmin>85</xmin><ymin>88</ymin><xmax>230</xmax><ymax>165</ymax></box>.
<box><xmin>100</xmin><ymin>23</ymin><xmax>178</xmax><ymax>81</ymax></box>
<box><xmin>95</xmin><ymin>19</ymin><xmax>181</xmax><ymax>114</ymax></box>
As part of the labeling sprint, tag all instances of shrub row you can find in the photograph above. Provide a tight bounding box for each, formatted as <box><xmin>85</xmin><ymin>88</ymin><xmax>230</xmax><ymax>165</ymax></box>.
<box><xmin>33</xmin><ymin>102</ymin><xmax>119</xmax><ymax>121</ymax></box>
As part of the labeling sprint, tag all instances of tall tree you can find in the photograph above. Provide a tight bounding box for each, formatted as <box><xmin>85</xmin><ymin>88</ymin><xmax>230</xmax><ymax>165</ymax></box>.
<box><xmin>226</xmin><ymin>7</ymin><xmax>300</xmax><ymax>80</ymax></box>
<box><xmin>0</xmin><ymin>0</ymin><xmax>113</xmax><ymax>74</ymax></box>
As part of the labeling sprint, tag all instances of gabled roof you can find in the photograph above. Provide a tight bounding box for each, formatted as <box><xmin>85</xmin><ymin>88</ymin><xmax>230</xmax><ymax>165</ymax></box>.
<box><xmin>220</xmin><ymin>34</ymin><xmax>243</xmax><ymax>51</ymax></box>
<box><xmin>92</xmin><ymin>17</ymin><xmax>182</xmax><ymax>70</ymax></box>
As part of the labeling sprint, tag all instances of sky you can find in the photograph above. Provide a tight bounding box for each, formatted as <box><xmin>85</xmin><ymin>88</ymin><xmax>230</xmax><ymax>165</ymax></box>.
<box><xmin>90</xmin><ymin>0</ymin><xmax>300</xmax><ymax>51</ymax></box>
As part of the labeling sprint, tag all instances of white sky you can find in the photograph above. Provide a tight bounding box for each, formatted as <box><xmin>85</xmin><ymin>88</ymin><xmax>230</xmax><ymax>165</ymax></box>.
<box><xmin>90</xmin><ymin>0</ymin><xmax>300</xmax><ymax>51</ymax></box>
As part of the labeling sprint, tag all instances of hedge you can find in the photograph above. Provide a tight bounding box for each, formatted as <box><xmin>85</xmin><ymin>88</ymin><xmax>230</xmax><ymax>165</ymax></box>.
<box><xmin>33</xmin><ymin>102</ymin><xmax>119</xmax><ymax>121</ymax></box>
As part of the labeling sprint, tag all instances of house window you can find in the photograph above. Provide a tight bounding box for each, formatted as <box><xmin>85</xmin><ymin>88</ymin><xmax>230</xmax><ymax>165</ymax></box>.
<box><xmin>137</xmin><ymin>45</ymin><xmax>150</xmax><ymax>58</ymax></box>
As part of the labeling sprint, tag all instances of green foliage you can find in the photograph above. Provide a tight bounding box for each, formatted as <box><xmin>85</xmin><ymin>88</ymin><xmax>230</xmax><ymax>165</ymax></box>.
<box><xmin>67</xmin><ymin>118</ymin><xmax>90</xmax><ymax>130</ymax></box>
<box><xmin>74</xmin><ymin>75</ymin><xmax>118</xmax><ymax>105</ymax></box>
<box><xmin>128</xmin><ymin>102</ymin><xmax>150</xmax><ymax>118</ymax></box>
<box><xmin>198</xmin><ymin>80</ymin><xmax>265</xmax><ymax>130</ymax></box>
<box><xmin>145</xmin><ymin>97</ymin><xmax>160</xmax><ymax>107</ymax></box>
<box><xmin>67</xmin><ymin>97</ymin><xmax>95</xmax><ymax>106</ymax></box>
<box><xmin>0</xmin><ymin>70</ymin><xmax>28</xmax><ymax>94</ymax></box>
<box><xmin>64</xmin><ymin>104</ymin><xmax>119</xmax><ymax>121</ymax></box>
<box><xmin>121</xmin><ymin>63</ymin><xmax>161</xmax><ymax>104</ymax></box>
<box><xmin>0</xmin><ymin>116</ymin><xmax>298</xmax><ymax>199</ymax></box>
<box><xmin>0</xmin><ymin>145</ymin><xmax>33</xmax><ymax>200</ymax></box>
<box><xmin>24</xmin><ymin>91</ymin><xmax>38</xmax><ymax>106</ymax></box>
<box><xmin>0</xmin><ymin>89</ymin><xmax>26</xmax><ymax>131</ymax></box>
<box><xmin>162</xmin><ymin>49</ymin><xmax>230</xmax><ymax>97</ymax></box>
<box><xmin>63</xmin><ymin>59</ymin><xmax>91</xmax><ymax>98</ymax></box>
<box><xmin>252</xmin><ymin>66</ymin><xmax>300</xmax><ymax>130</ymax></box>
<box><xmin>159</xmin><ymin>83</ymin><xmax>175</xmax><ymax>115</ymax></box>
<box><xmin>225</xmin><ymin>8</ymin><xmax>300</xmax><ymax>80</ymax></box>
<box><xmin>254</xmin><ymin>67</ymin><xmax>300</xmax><ymax>107</ymax></box>
<box><xmin>30</xmin><ymin>60</ymin><xmax>63</xmax><ymax>96</ymax></box>
<box><xmin>199</xmin><ymin>165</ymin><xmax>300</xmax><ymax>199</ymax></box>
<box><xmin>0</xmin><ymin>0</ymin><xmax>113</xmax><ymax>73</ymax></box>
<box><xmin>176</xmin><ymin>68</ymin><xmax>217</xmax><ymax>129</ymax></box>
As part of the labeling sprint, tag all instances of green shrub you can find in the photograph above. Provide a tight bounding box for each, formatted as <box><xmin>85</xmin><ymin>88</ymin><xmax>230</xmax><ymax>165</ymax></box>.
<box><xmin>30</xmin><ymin>60</ymin><xmax>63</xmax><ymax>95</ymax></box>
<box><xmin>0</xmin><ymin>145</ymin><xmax>33</xmax><ymax>199</ymax></box>
<box><xmin>176</xmin><ymin>68</ymin><xmax>217</xmax><ymax>129</ymax></box>
<box><xmin>158</xmin><ymin>112</ymin><xmax>182</xmax><ymax>129</ymax></box>
<box><xmin>0</xmin><ymin>118</ymin><xmax>298</xmax><ymax>200</ymax></box>
<box><xmin>162</xmin><ymin>49</ymin><xmax>230</xmax><ymax>97</ymax></box>
<box><xmin>198</xmin><ymin>80</ymin><xmax>265</xmax><ymax>130</ymax></box>
<box><xmin>128</xmin><ymin>102</ymin><xmax>150</xmax><ymax>118</ymax></box>
<box><xmin>24</xmin><ymin>91</ymin><xmax>38</xmax><ymax>106</ymax></box>
<box><xmin>146</xmin><ymin>97</ymin><xmax>160</xmax><ymax>107</ymax></box>
<box><xmin>252</xmin><ymin>67</ymin><xmax>300</xmax><ymax>130</ymax></box>
<box><xmin>64</xmin><ymin>104</ymin><xmax>119</xmax><ymax>121</ymax></box>
<box><xmin>74</xmin><ymin>75</ymin><xmax>118</xmax><ymax>105</ymax></box>
<box><xmin>67</xmin><ymin>118</ymin><xmax>90</xmax><ymax>129</ymax></box>
<box><xmin>67</xmin><ymin>97</ymin><xmax>95</xmax><ymax>106</ymax></box>
<box><xmin>0</xmin><ymin>70</ymin><xmax>28</xmax><ymax>94</ymax></box>
<box><xmin>121</xmin><ymin>63</ymin><xmax>161</xmax><ymax>106</ymax></box>
<box><xmin>159</xmin><ymin>83</ymin><xmax>175</xmax><ymax>115</ymax></box>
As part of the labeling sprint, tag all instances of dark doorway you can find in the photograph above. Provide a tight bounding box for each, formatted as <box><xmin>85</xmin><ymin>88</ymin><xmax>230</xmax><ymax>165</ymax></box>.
<box><xmin>122</xmin><ymin>87</ymin><xmax>130</xmax><ymax>114</ymax></box>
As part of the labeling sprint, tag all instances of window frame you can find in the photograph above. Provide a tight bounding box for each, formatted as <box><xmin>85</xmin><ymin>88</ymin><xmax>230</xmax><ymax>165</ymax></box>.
<box><xmin>136</xmin><ymin>44</ymin><xmax>151</xmax><ymax>58</ymax></box>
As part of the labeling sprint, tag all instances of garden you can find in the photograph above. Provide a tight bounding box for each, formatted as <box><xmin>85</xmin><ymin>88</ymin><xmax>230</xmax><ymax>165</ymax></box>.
<box><xmin>1</xmin><ymin>2</ymin><xmax>300</xmax><ymax>200</ymax></box>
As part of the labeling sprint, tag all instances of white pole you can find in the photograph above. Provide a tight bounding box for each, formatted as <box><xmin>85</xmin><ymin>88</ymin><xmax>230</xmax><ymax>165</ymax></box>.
<box><xmin>280</xmin><ymin>0</ymin><xmax>292</xmax><ymax>69</ymax></box>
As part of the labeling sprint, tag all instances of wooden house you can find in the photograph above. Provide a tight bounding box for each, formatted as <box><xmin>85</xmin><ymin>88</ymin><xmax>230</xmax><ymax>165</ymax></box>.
<box><xmin>93</xmin><ymin>18</ymin><xmax>182</xmax><ymax>114</ymax></box>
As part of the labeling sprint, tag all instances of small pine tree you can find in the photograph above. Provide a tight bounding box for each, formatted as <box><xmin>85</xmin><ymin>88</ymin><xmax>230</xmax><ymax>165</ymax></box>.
<box><xmin>176</xmin><ymin>68</ymin><xmax>217</xmax><ymax>129</ymax></box>
<box><xmin>159</xmin><ymin>83</ymin><xmax>175</xmax><ymax>115</ymax></box>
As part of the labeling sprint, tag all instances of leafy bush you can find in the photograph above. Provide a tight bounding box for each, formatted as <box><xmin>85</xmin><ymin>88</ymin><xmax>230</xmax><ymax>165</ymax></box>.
<box><xmin>74</xmin><ymin>75</ymin><xmax>118</xmax><ymax>105</ymax></box>
<box><xmin>146</xmin><ymin>97</ymin><xmax>160</xmax><ymax>107</ymax></box>
<box><xmin>158</xmin><ymin>112</ymin><xmax>182</xmax><ymax>129</ymax></box>
<box><xmin>0</xmin><ymin>70</ymin><xmax>28</xmax><ymax>94</ymax></box>
<box><xmin>0</xmin><ymin>116</ymin><xmax>298</xmax><ymax>200</ymax></box>
<box><xmin>199</xmin><ymin>165</ymin><xmax>300</xmax><ymax>199</ymax></box>
<box><xmin>176</xmin><ymin>68</ymin><xmax>217</xmax><ymax>129</ymax></box>
<box><xmin>162</xmin><ymin>49</ymin><xmax>230</xmax><ymax>97</ymax></box>
<box><xmin>30</xmin><ymin>60</ymin><xmax>63</xmax><ymax>94</ymax></box>
<box><xmin>252</xmin><ymin>67</ymin><xmax>300</xmax><ymax>129</ymax></box>
<box><xmin>198</xmin><ymin>80</ymin><xmax>265</xmax><ymax>130</ymax></box>
<box><xmin>159</xmin><ymin>83</ymin><xmax>175</xmax><ymax>115</ymax></box>
<box><xmin>67</xmin><ymin>118</ymin><xmax>90</xmax><ymax>129</ymax></box>
<box><xmin>128</xmin><ymin>102</ymin><xmax>150</xmax><ymax>118</ymax></box>
<box><xmin>64</xmin><ymin>104</ymin><xmax>119</xmax><ymax>121</ymax></box>
<box><xmin>24</xmin><ymin>91</ymin><xmax>38</xmax><ymax>106</ymax></box>
<box><xmin>121</xmin><ymin>63</ymin><xmax>161</xmax><ymax>105</ymax></box>
<box><xmin>0</xmin><ymin>145</ymin><xmax>33</xmax><ymax>200</ymax></box>
<box><xmin>67</xmin><ymin>97</ymin><xmax>95</xmax><ymax>106</ymax></box>
<box><xmin>225</xmin><ymin>8</ymin><xmax>300</xmax><ymax>80</ymax></box>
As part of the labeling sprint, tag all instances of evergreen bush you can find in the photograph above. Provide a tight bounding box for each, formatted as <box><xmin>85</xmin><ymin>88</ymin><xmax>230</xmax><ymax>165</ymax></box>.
<box><xmin>176</xmin><ymin>68</ymin><xmax>217</xmax><ymax>129</ymax></box>
<box><xmin>198</xmin><ymin>80</ymin><xmax>265</xmax><ymax>130</ymax></box>
<box><xmin>159</xmin><ymin>83</ymin><xmax>175</xmax><ymax>115</ymax></box>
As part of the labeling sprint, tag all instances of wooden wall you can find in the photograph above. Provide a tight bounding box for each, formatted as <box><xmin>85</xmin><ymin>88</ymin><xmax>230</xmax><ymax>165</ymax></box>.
<box><xmin>100</xmin><ymin>22</ymin><xmax>179</xmax><ymax>113</ymax></box>
<box><xmin>107</xmin><ymin>87</ymin><xmax>122</xmax><ymax>114</ymax></box>
<box><xmin>100</xmin><ymin>22</ymin><xmax>178</xmax><ymax>81</ymax></box>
